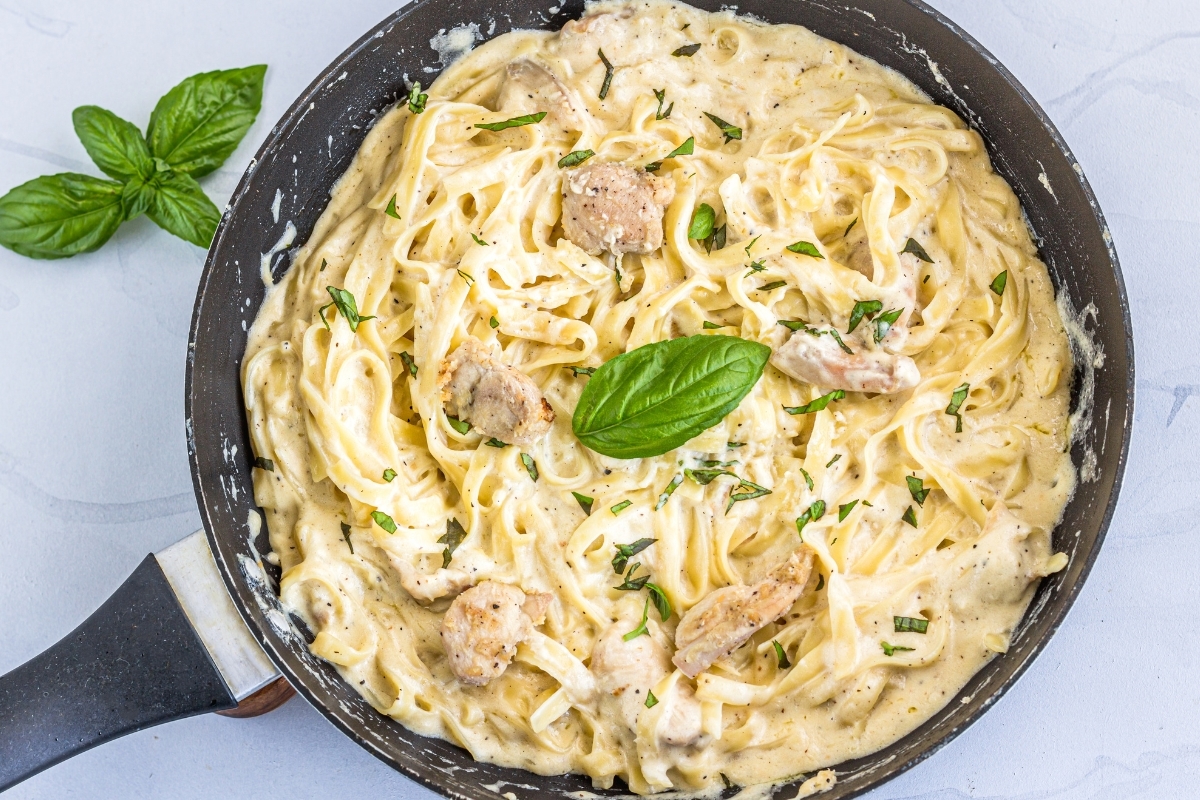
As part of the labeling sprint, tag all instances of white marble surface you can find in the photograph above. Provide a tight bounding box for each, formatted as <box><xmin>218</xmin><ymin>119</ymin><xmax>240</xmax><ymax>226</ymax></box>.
<box><xmin>0</xmin><ymin>0</ymin><xmax>1193</xmax><ymax>797</ymax></box>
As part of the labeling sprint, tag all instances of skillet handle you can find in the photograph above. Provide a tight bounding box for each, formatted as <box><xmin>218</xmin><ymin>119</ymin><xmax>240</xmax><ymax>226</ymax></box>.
<box><xmin>0</xmin><ymin>554</ymin><xmax>236</xmax><ymax>791</ymax></box>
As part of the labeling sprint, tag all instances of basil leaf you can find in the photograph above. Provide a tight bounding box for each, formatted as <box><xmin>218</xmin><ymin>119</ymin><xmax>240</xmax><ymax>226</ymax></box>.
<box><xmin>371</xmin><ymin>510</ymin><xmax>397</xmax><ymax>534</ymax></box>
<box><xmin>702</xmin><ymin>321</ymin><xmax>723</xmax><ymax>330</ymax></box>
<box><xmin>873</xmin><ymin>308</ymin><xmax>903</xmax><ymax>343</ymax></box>
<box><xmin>773</xmin><ymin>640</ymin><xmax>791</xmax><ymax>669</ymax></box>
<box><xmin>672</xmin><ymin>43</ymin><xmax>701</xmax><ymax>57</ymax></box>
<box><xmin>704</xmin><ymin>112</ymin><xmax>741</xmax><ymax>143</ymax></box>
<box><xmin>726</xmin><ymin>479</ymin><xmax>771</xmax><ymax>514</ymax></box>
<box><xmin>147</xmin><ymin>65</ymin><xmax>267</xmax><ymax>178</ymax></box>
<box><xmin>688</xmin><ymin>203</ymin><xmax>715</xmax><ymax>240</ymax></box>
<box><xmin>848</xmin><ymin>300</ymin><xmax>883</xmax><ymax>333</ymax></box>
<box><xmin>795</xmin><ymin>499</ymin><xmax>826</xmax><ymax>538</ymax></box>
<box><xmin>615</xmin><ymin>562</ymin><xmax>650</xmax><ymax>591</ymax></box>
<box><xmin>645</xmin><ymin>689</ymin><xmax>659</xmax><ymax>708</ymax></box>
<box><xmin>816</xmin><ymin>573</ymin><xmax>825</xmax><ymax>591</ymax></box>
<box><xmin>573</xmin><ymin>335</ymin><xmax>771</xmax><ymax>459</ymax></box>
<box><xmin>324</xmin><ymin>286</ymin><xmax>375</xmax><ymax>332</ymax></box>
<box><xmin>990</xmin><ymin>270</ymin><xmax>1008</xmax><ymax>296</ymax></box>
<box><xmin>881</xmin><ymin>641</ymin><xmax>915</xmax><ymax>656</ymax></box>
<box><xmin>647</xmin><ymin>582</ymin><xmax>672</xmax><ymax>620</ymax></box>
<box><xmin>120</xmin><ymin>175</ymin><xmax>157</xmax><ymax>220</ymax></box>
<box><xmin>521</xmin><ymin>452</ymin><xmax>539</xmax><ymax>481</ymax></box>
<box><xmin>844</xmin><ymin>217</ymin><xmax>858</xmax><ymax>236</ymax></box>
<box><xmin>382</xmin><ymin>468</ymin><xmax>397</xmax><ymax>482</ymax></box>
<box><xmin>786</xmin><ymin>240</ymin><xmax>823</xmax><ymax>258</ymax></box>
<box><xmin>489</xmin><ymin>315</ymin><xmax>500</xmax><ymax>328</ymax></box>
<box><xmin>826</xmin><ymin>454</ymin><xmax>841</xmax><ymax>468</ymax></box>
<box><xmin>400</xmin><ymin>351</ymin><xmax>417</xmax><ymax>377</ymax></box>
<box><xmin>384</xmin><ymin>194</ymin><xmax>401</xmax><ymax>219</ymax></box>
<box><xmin>656</xmin><ymin>474</ymin><xmax>683</xmax><ymax>510</ymax></box>
<box><xmin>784</xmin><ymin>389</ymin><xmax>845</xmax><ymax>415</ymax></box>
<box><xmin>447</xmin><ymin>415</ymin><xmax>470</xmax><ymax>434</ymax></box>
<box><xmin>610</xmin><ymin>499</ymin><xmax>632</xmax><ymax>515</ymax></box>
<box><xmin>613</xmin><ymin>538</ymin><xmax>656</xmax><ymax>573</ymax></box>
<box><xmin>653</xmin><ymin>89</ymin><xmax>673</xmax><ymax>120</ymax></box>
<box><xmin>407</xmin><ymin>82</ymin><xmax>428</xmax><ymax>114</ymax></box>
<box><xmin>778</xmin><ymin>320</ymin><xmax>806</xmax><ymax>332</ymax></box>
<box><xmin>838</xmin><ymin>499</ymin><xmax>858</xmax><ymax>521</ymax></box>
<box><xmin>906</xmin><ymin>475</ymin><xmax>930</xmax><ymax>506</ymax></box>
<box><xmin>485</xmin><ymin>438</ymin><xmax>507</xmax><ymax>448</ymax></box>
<box><xmin>72</xmin><ymin>105</ymin><xmax>154</xmax><ymax>182</ymax></box>
<box><xmin>558</xmin><ymin>149</ymin><xmax>595</xmax><ymax>168</ymax></box>
<box><xmin>476</xmin><ymin>111</ymin><xmax>547</xmax><ymax>131</ymax></box>
<box><xmin>253</xmin><ymin>456</ymin><xmax>274</xmax><ymax>471</ymax></box>
<box><xmin>598</xmin><ymin>49</ymin><xmax>614</xmax><ymax>100</ymax></box>
<box><xmin>341</xmin><ymin>522</ymin><xmax>354</xmax><ymax>554</ymax></box>
<box><xmin>946</xmin><ymin>382</ymin><xmax>969</xmax><ymax>432</ymax></box>
<box><xmin>439</xmin><ymin>518</ymin><xmax>467</xmax><ymax>568</ymax></box>
<box><xmin>894</xmin><ymin>615</ymin><xmax>929</xmax><ymax>634</ymax></box>
<box><xmin>901</xmin><ymin>237</ymin><xmax>933</xmax><ymax>263</ymax></box>
<box><xmin>0</xmin><ymin>173</ymin><xmax>125</xmax><ymax>259</ymax></box>
<box><xmin>705</xmin><ymin>223</ymin><xmax>727</xmax><ymax>254</ymax></box>
<box><xmin>145</xmin><ymin>171</ymin><xmax>221</xmax><ymax>248</ymax></box>
<box><xmin>470</xmin><ymin>233</ymin><xmax>489</xmax><ymax>246</ymax></box>
<box><xmin>800</xmin><ymin>467</ymin><xmax>814</xmax><ymax>491</ymax></box>
<box><xmin>567</xmin><ymin>365</ymin><xmax>596</xmax><ymax>376</ymax></box>
<box><xmin>758</xmin><ymin>280</ymin><xmax>787</xmax><ymax>291</ymax></box>
<box><xmin>573</xmin><ymin>491</ymin><xmax>595</xmax><ymax>516</ymax></box>
<box><xmin>623</xmin><ymin>596</ymin><xmax>651</xmax><ymax>641</ymax></box>
<box><xmin>685</xmin><ymin>468</ymin><xmax>737</xmax><ymax>486</ymax></box>
<box><xmin>645</xmin><ymin>136</ymin><xmax>694</xmax><ymax>172</ymax></box>
<box><xmin>902</xmin><ymin>505</ymin><xmax>918</xmax><ymax>527</ymax></box>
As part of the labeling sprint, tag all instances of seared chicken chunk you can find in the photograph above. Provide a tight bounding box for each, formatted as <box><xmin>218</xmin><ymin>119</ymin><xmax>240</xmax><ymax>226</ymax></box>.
<box><xmin>561</xmin><ymin>162</ymin><xmax>675</xmax><ymax>256</ymax></box>
<box><xmin>672</xmin><ymin>546</ymin><xmax>816</xmax><ymax>678</ymax></box>
<box><xmin>497</xmin><ymin>59</ymin><xmax>586</xmax><ymax>134</ymax></box>
<box><xmin>440</xmin><ymin>581</ymin><xmax>552</xmax><ymax>686</ymax></box>
<box><xmin>439</xmin><ymin>338</ymin><xmax>554</xmax><ymax>447</ymax></box>
<box><xmin>771</xmin><ymin>328</ymin><xmax>920</xmax><ymax>394</ymax></box>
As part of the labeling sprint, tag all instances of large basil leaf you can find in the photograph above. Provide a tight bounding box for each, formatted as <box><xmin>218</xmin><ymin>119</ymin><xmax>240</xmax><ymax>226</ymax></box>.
<box><xmin>147</xmin><ymin>65</ymin><xmax>267</xmax><ymax>178</ymax></box>
<box><xmin>145</xmin><ymin>172</ymin><xmax>221</xmax><ymax>248</ymax></box>
<box><xmin>0</xmin><ymin>173</ymin><xmax>125</xmax><ymax>259</ymax></box>
<box><xmin>573</xmin><ymin>335</ymin><xmax>771</xmax><ymax>459</ymax></box>
<box><xmin>71</xmin><ymin>105</ymin><xmax>153</xmax><ymax>182</ymax></box>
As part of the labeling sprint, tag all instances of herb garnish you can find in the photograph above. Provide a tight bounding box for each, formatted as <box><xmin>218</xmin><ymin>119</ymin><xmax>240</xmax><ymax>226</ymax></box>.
<box><xmin>894</xmin><ymin>616</ymin><xmax>929</xmax><ymax>634</ymax></box>
<box><xmin>623</xmin><ymin>596</ymin><xmax>651</xmax><ymax>641</ymax></box>
<box><xmin>901</xmin><ymin>238</ymin><xmax>933</xmax><ymax>262</ymax></box>
<box><xmin>881</xmin><ymin>641</ymin><xmax>915</xmax><ymax>657</ymax></box>
<box><xmin>613</xmin><ymin>538</ymin><xmax>656</xmax><ymax>573</ymax></box>
<box><xmin>598</xmin><ymin>49</ymin><xmax>614</xmax><ymax>100</ymax></box>
<box><xmin>705</xmin><ymin>223</ymin><xmax>727</xmax><ymax>254</ymax></box>
<box><xmin>688</xmin><ymin>203</ymin><xmax>715</xmax><ymax>240</ymax></box>
<box><xmin>758</xmin><ymin>280</ymin><xmax>787</xmax><ymax>291</ymax></box>
<box><xmin>772</xmin><ymin>640</ymin><xmax>791</xmax><ymax>669</ymax></box>
<box><xmin>645</xmin><ymin>690</ymin><xmax>659</xmax><ymax>708</ymax></box>
<box><xmin>439</xmin><ymin>518</ymin><xmax>467</xmax><ymax>568</ymax></box>
<box><xmin>728</xmin><ymin>441</ymin><xmax>746</xmax><ymax>448</ymax></box>
<box><xmin>371</xmin><ymin>510</ymin><xmax>397</xmax><ymax>534</ymax></box>
<box><xmin>906</xmin><ymin>476</ymin><xmax>930</xmax><ymax>506</ymax></box>
<box><xmin>672</xmin><ymin>43</ymin><xmax>702</xmax><ymax>57</ymax></box>
<box><xmin>567</xmin><ymin>365</ymin><xmax>596</xmax><ymax>377</ymax></box>
<box><xmin>521</xmin><ymin>453</ymin><xmax>539</xmax><ymax>482</ymax></box>
<box><xmin>800</xmin><ymin>467</ymin><xmax>814</xmax><ymax>491</ymax></box>
<box><xmin>901</xmin><ymin>505</ymin><xmax>918</xmax><ymax>527</ymax></box>
<box><xmin>253</xmin><ymin>456</ymin><xmax>274</xmax><ymax>471</ymax></box>
<box><xmin>656</xmin><ymin>474</ymin><xmax>683</xmax><ymax>510</ymax></box>
<box><xmin>383</xmin><ymin>468</ymin><xmax>397</xmax><ymax>482</ymax></box>
<box><xmin>653</xmin><ymin>89</ymin><xmax>674</xmax><ymax>120</ymax></box>
<box><xmin>645</xmin><ymin>136</ymin><xmax>694</xmax><ymax>172</ymax></box>
<box><xmin>407</xmin><ymin>82</ymin><xmax>428</xmax><ymax>114</ymax></box>
<box><xmin>558</xmin><ymin>149</ymin><xmax>595</xmax><ymax>169</ymax></box>
<box><xmin>795</xmin><ymin>499</ymin><xmax>826</xmax><ymax>538</ymax></box>
<box><xmin>702</xmin><ymin>321</ymin><xmax>723</xmax><ymax>330</ymax></box>
<box><xmin>780</xmin><ymin>322</ymin><xmax>853</xmax><ymax>355</ymax></box>
<box><xmin>872</xmin><ymin>308</ymin><xmax>903</xmax><ymax>343</ymax></box>
<box><xmin>848</xmin><ymin>300</ymin><xmax>883</xmax><ymax>334</ymax></box>
<box><xmin>320</xmin><ymin>259</ymin><xmax>328</xmax><ymax>272</ymax></box>
<box><xmin>726</xmin><ymin>479</ymin><xmax>772</xmax><ymax>514</ymax></box>
<box><xmin>470</xmin><ymin>233</ymin><xmax>489</xmax><ymax>246</ymax></box>
<box><xmin>784</xmin><ymin>389</ymin><xmax>846</xmax><ymax>415</ymax></box>
<box><xmin>475</xmin><ymin>111</ymin><xmax>547</xmax><ymax>131</ymax></box>
<box><xmin>816</xmin><ymin>573</ymin><xmax>825</xmax><ymax>591</ymax></box>
<box><xmin>573</xmin><ymin>491</ymin><xmax>595</xmax><ymax>516</ymax></box>
<box><xmin>700</xmin><ymin>459</ymin><xmax>739</xmax><ymax>467</ymax></box>
<box><xmin>489</xmin><ymin>315</ymin><xmax>500</xmax><ymax>329</ymax></box>
<box><xmin>990</xmin><ymin>270</ymin><xmax>1008</xmax><ymax>296</ymax></box>
<box><xmin>844</xmin><ymin>217</ymin><xmax>858</xmax><ymax>236</ymax></box>
<box><xmin>826</xmin><ymin>454</ymin><xmax>841</xmax><ymax>468</ymax></box>
<box><xmin>485</xmin><ymin>438</ymin><xmax>507</xmax><ymax>448</ymax></box>
<box><xmin>704</xmin><ymin>112</ymin><xmax>742</xmax><ymax>143</ymax></box>
<box><xmin>685</xmin><ymin>468</ymin><xmax>738</xmax><ymax>485</ymax></box>
<box><xmin>384</xmin><ymin>194</ymin><xmax>401</xmax><ymax>219</ymax></box>
<box><xmin>399</xmin><ymin>351</ymin><xmax>417</xmax><ymax>377</ymax></box>
<box><xmin>786</xmin><ymin>241</ymin><xmax>823</xmax><ymax>258</ymax></box>
<box><xmin>616</xmin><ymin>563</ymin><xmax>650</xmax><ymax>591</ymax></box>
<box><xmin>838</xmin><ymin>499</ymin><xmax>858</xmax><ymax>521</ymax></box>
<box><xmin>340</xmin><ymin>522</ymin><xmax>354</xmax><ymax>554</ymax></box>
<box><xmin>946</xmin><ymin>382</ymin><xmax>970</xmax><ymax>432</ymax></box>
<box><xmin>456</xmin><ymin>269</ymin><xmax>475</xmax><ymax>286</ymax></box>
<box><xmin>320</xmin><ymin>286</ymin><xmax>375</xmax><ymax>332</ymax></box>
<box><xmin>611</xmin><ymin>499</ymin><xmax>633</xmax><ymax>515</ymax></box>
<box><xmin>447</xmin><ymin>416</ymin><xmax>470</xmax><ymax>435</ymax></box>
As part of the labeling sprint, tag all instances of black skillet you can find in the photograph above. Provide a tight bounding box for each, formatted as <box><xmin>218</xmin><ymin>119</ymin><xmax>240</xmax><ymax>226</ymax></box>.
<box><xmin>0</xmin><ymin>0</ymin><xmax>1133</xmax><ymax>796</ymax></box>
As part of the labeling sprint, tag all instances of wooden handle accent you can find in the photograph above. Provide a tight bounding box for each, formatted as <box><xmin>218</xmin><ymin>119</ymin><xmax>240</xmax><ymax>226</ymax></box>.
<box><xmin>216</xmin><ymin>676</ymin><xmax>295</xmax><ymax>718</ymax></box>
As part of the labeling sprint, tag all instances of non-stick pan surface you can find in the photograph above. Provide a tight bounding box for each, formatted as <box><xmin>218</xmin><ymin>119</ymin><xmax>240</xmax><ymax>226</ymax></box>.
<box><xmin>187</xmin><ymin>0</ymin><xmax>1133</xmax><ymax>797</ymax></box>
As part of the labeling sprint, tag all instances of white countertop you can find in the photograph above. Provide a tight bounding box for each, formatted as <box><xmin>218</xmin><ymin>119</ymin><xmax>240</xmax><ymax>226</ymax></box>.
<box><xmin>0</xmin><ymin>0</ymin><xmax>1192</xmax><ymax>797</ymax></box>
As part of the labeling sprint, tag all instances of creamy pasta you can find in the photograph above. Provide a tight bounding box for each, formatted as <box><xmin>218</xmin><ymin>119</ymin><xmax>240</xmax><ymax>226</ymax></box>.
<box><xmin>242</xmin><ymin>1</ymin><xmax>1076</xmax><ymax>793</ymax></box>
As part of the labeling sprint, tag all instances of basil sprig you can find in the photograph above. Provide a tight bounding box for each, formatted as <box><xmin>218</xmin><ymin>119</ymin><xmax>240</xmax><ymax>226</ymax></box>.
<box><xmin>0</xmin><ymin>66</ymin><xmax>266</xmax><ymax>259</ymax></box>
<box><xmin>572</xmin><ymin>335</ymin><xmax>771</xmax><ymax>459</ymax></box>
<box><xmin>704</xmin><ymin>112</ymin><xmax>742</xmax><ymax>143</ymax></box>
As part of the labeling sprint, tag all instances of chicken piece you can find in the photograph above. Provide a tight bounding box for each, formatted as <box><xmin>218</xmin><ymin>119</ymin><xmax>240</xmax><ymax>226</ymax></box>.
<box><xmin>561</xmin><ymin>162</ymin><xmax>675</xmax><ymax>256</ymax></box>
<box><xmin>673</xmin><ymin>546</ymin><xmax>816</xmax><ymax>678</ymax></box>
<box><xmin>440</xmin><ymin>581</ymin><xmax>552</xmax><ymax>686</ymax></box>
<box><xmin>497</xmin><ymin>59</ymin><xmax>586</xmax><ymax>135</ymax></box>
<box><xmin>771</xmin><ymin>328</ymin><xmax>920</xmax><ymax>394</ymax></box>
<box><xmin>591</xmin><ymin>621</ymin><xmax>703</xmax><ymax>746</ymax></box>
<box><xmin>438</xmin><ymin>338</ymin><xmax>554</xmax><ymax>447</ymax></box>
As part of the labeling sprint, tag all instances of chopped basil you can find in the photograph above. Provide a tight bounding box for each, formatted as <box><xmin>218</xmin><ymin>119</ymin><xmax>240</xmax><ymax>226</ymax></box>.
<box><xmin>727</xmin><ymin>441</ymin><xmax>746</xmax><ymax>448</ymax></box>
<box><xmin>862</xmin><ymin>500</ymin><xmax>873</xmax><ymax>507</ymax></box>
<box><xmin>567</xmin><ymin>365</ymin><xmax>596</xmax><ymax>376</ymax></box>
<box><xmin>341</xmin><ymin>522</ymin><xmax>354</xmax><ymax>554</ymax></box>
<box><xmin>647</xmin><ymin>582</ymin><xmax>672</xmax><ymax>620</ymax></box>
<box><xmin>475</xmin><ymin>111</ymin><xmax>547</xmax><ymax>131</ymax></box>
<box><xmin>848</xmin><ymin>300</ymin><xmax>883</xmax><ymax>333</ymax></box>
<box><xmin>371</xmin><ymin>510</ymin><xmax>397</xmax><ymax>534</ymax></box>
<box><xmin>758</xmin><ymin>280</ymin><xmax>787</xmax><ymax>291</ymax></box>
<box><xmin>614</xmin><ymin>264</ymin><xmax>622</xmax><ymax>289</ymax></box>
<box><xmin>653</xmin><ymin>89</ymin><xmax>673</xmax><ymax>120</ymax></box>
<box><xmin>319</xmin><ymin>258</ymin><xmax>328</xmax><ymax>272</ymax></box>
<box><xmin>382</xmin><ymin>468</ymin><xmax>397</xmax><ymax>482</ymax></box>
<box><xmin>894</xmin><ymin>615</ymin><xmax>929</xmax><ymax>634</ymax></box>
<box><xmin>699</xmin><ymin>459</ymin><xmax>739</xmax><ymax>467</ymax></box>
<box><xmin>672</xmin><ymin>43</ymin><xmax>701</xmax><ymax>57</ymax></box>
<box><xmin>439</xmin><ymin>518</ymin><xmax>467</xmax><ymax>568</ymax></box>
<box><xmin>795</xmin><ymin>499</ymin><xmax>826</xmax><ymax>538</ymax></box>
<box><xmin>656</xmin><ymin>474</ymin><xmax>683</xmax><ymax>510</ymax></box>
<box><xmin>688</xmin><ymin>203</ymin><xmax>715</xmax><ymax>240</ymax></box>
<box><xmin>573</xmin><ymin>491</ymin><xmax>594</xmax><ymax>516</ymax></box>
<box><xmin>815</xmin><ymin>573</ymin><xmax>825</xmax><ymax>591</ymax></box>
<box><xmin>704</xmin><ymin>112</ymin><xmax>742</xmax><ymax>143</ymax></box>
<box><xmin>558</xmin><ymin>149</ymin><xmax>595</xmax><ymax>168</ymax></box>
<box><xmin>252</xmin><ymin>456</ymin><xmax>274</xmax><ymax>471</ymax></box>
<box><xmin>705</xmin><ymin>223</ymin><xmax>727</xmax><ymax>254</ymax></box>
<box><xmin>611</xmin><ymin>499</ymin><xmax>632</xmax><ymax>515</ymax></box>
<box><xmin>520</xmin><ymin>452</ymin><xmax>539</xmax><ymax>482</ymax></box>
<box><xmin>726</xmin><ymin>479</ymin><xmax>772</xmax><ymax>514</ymax></box>
<box><xmin>615</xmin><ymin>563</ymin><xmax>650</xmax><ymax>591</ymax></box>
<box><xmin>784</xmin><ymin>389</ymin><xmax>846</xmax><ymax>415</ymax></box>
<box><xmin>881</xmin><ymin>641</ymin><xmax>915</xmax><ymax>657</ymax></box>
<box><xmin>384</xmin><ymin>194</ymin><xmax>401</xmax><ymax>219</ymax></box>
<box><xmin>826</xmin><ymin>454</ymin><xmax>841</xmax><ymax>468</ymax></box>
<box><xmin>838</xmin><ymin>499</ymin><xmax>858</xmax><ymax>521</ymax></box>
<box><xmin>613</xmin><ymin>538</ymin><xmax>656</xmax><ymax>573</ymax></box>
<box><xmin>786</xmin><ymin>240</ymin><xmax>823</xmax><ymax>258</ymax></box>
<box><xmin>844</xmin><ymin>217</ymin><xmax>858</xmax><ymax>237</ymax></box>
<box><xmin>447</xmin><ymin>415</ymin><xmax>470</xmax><ymax>435</ymax></box>
<box><xmin>702</xmin><ymin>321</ymin><xmax>723</xmax><ymax>329</ymax></box>
<box><xmin>456</xmin><ymin>269</ymin><xmax>475</xmax><ymax>286</ymax></box>
<box><xmin>399</xmin><ymin>351</ymin><xmax>417</xmax><ymax>377</ymax></box>
<box><xmin>407</xmin><ymin>82</ymin><xmax>428</xmax><ymax>115</ymax></box>
<box><xmin>906</xmin><ymin>475</ymin><xmax>930</xmax><ymax>506</ymax></box>
<box><xmin>320</xmin><ymin>286</ymin><xmax>375</xmax><ymax>332</ymax></box>
<box><xmin>923</xmin><ymin>274</ymin><xmax>931</xmax><ymax>284</ymax></box>
<box><xmin>990</xmin><ymin>270</ymin><xmax>1008</xmax><ymax>296</ymax></box>
<box><xmin>685</xmin><ymin>468</ymin><xmax>737</xmax><ymax>485</ymax></box>
<box><xmin>485</xmin><ymin>438</ymin><xmax>507</xmax><ymax>448</ymax></box>
<box><xmin>598</xmin><ymin>49</ymin><xmax>614</xmax><ymax>100</ymax></box>
<box><xmin>772</xmin><ymin>640</ymin><xmax>791</xmax><ymax>669</ymax></box>
<box><xmin>778</xmin><ymin>319</ymin><xmax>805</xmax><ymax>332</ymax></box>
<box><xmin>645</xmin><ymin>136</ymin><xmax>694</xmax><ymax>172</ymax></box>
<box><xmin>901</xmin><ymin>237</ymin><xmax>933</xmax><ymax>262</ymax></box>
<box><xmin>800</xmin><ymin>467</ymin><xmax>814</xmax><ymax>491</ymax></box>
<box><xmin>902</xmin><ymin>505</ymin><xmax>918</xmax><ymax>527</ymax></box>
<box><xmin>946</xmin><ymin>382</ymin><xmax>969</xmax><ymax>432</ymax></box>
<box><xmin>623</xmin><ymin>596</ymin><xmax>651</xmax><ymax>641</ymax></box>
<box><xmin>470</xmin><ymin>233</ymin><xmax>488</xmax><ymax>246</ymax></box>
<box><xmin>645</xmin><ymin>689</ymin><xmax>659</xmax><ymax>708</ymax></box>
<box><xmin>747</xmin><ymin>259</ymin><xmax>766</xmax><ymax>273</ymax></box>
<box><xmin>489</xmin><ymin>315</ymin><xmax>500</xmax><ymax>329</ymax></box>
<box><xmin>873</xmin><ymin>307</ymin><xmax>903</xmax><ymax>343</ymax></box>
